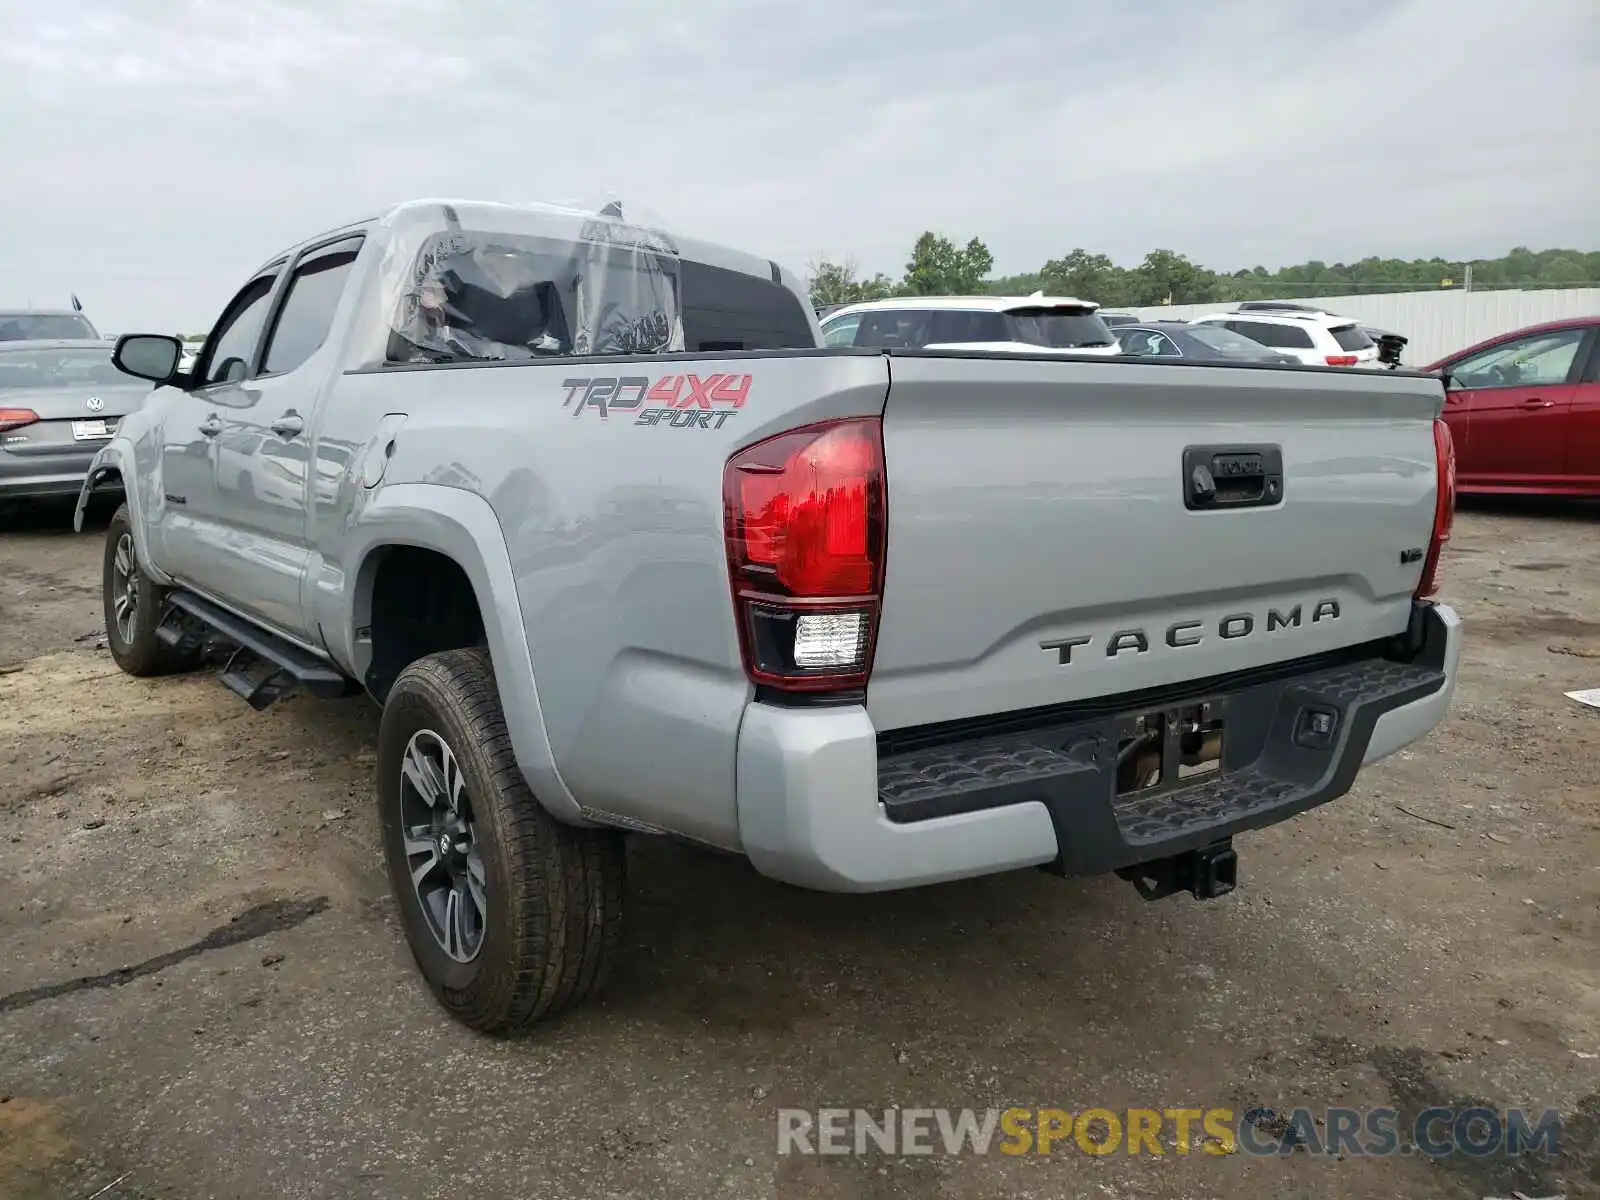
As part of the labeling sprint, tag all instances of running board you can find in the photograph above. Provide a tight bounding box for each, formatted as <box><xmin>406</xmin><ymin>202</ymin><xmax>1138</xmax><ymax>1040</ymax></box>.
<box><xmin>160</xmin><ymin>590</ymin><xmax>355</xmax><ymax>710</ymax></box>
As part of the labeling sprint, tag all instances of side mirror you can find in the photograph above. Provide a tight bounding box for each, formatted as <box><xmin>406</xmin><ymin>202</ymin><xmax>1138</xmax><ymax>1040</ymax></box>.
<box><xmin>113</xmin><ymin>334</ymin><xmax>182</xmax><ymax>384</ymax></box>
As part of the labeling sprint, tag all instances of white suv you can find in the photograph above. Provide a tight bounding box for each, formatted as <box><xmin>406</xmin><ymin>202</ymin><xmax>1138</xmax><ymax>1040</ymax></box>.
<box><xmin>1189</xmin><ymin>311</ymin><xmax>1379</xmax><ymax>368</ymax></box>
<box><xmin>819</xmin><ymin>295</ymin><xmax>1121</xmax><ymax>357</ymax></box>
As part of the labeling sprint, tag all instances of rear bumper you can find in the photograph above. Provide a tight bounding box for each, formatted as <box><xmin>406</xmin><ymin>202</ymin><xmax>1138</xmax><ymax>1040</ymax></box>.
<box><xmin>0</xmin><ymin>449</ymin><xmax>117</xmax><ymax>500</ymax></box>
<box><xmin>736</xmin><ymin>603</ymin><xmax>1460</xmax><ymax>893</ymax></box>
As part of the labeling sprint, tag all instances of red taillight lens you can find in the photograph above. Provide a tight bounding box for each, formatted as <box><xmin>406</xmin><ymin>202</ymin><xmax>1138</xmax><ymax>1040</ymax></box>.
<box><xmin>1415</xmin><ymin>418</ymin><xmax>1456</xmax><ymax>599</ymax></box>
<box><xmin>1325</xmin><ymin>354</ymin><xmax>1358</xmax><ymax>367</ymax></box>
<box><xmin>0</xmin><ymin>408</ymin><xmax>40</xmax><ymax>433</ymax></box>
<box><xmin>724</xmin><ymin>418</ymin><xmax>886</xmax><ymax>692</ymax></box>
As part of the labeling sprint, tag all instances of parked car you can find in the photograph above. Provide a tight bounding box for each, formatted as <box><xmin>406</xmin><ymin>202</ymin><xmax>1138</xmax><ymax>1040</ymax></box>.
<box><xmin>1426</xmin><ymin>317</ymin><xmax>1600</xmax><ymax>497</ymax></box>
<box><xmin>820</xmin><ymin>295</ymin><xmax>1121</xmax><ymax>356</ymax></box>
<box><xmin>1190</xmin><ymin>311</ymin><xmax>1379</xmax><ymax>368</ymax></box>
<box><xmin>1115</xmin><ymin>322</ymin><xmax>1301</xmax><ymax>365</ymax></box>
<box><xmin>0</xmin><ymin>308</ymin><xmax>101</xmax><ymax>342</ymax></box>
<box><xmin>0</xmin><ymin>339</ymin><xmax>151</xmax><ymax>504</ymax></box>
<box><xmin>82</xmin><ymin>198</ymin><xmax>1460</xmax><ymax>1034</ymax></box>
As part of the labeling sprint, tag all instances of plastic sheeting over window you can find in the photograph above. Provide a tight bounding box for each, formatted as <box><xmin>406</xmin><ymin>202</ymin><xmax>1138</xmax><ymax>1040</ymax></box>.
<box><xmin>349</xmin><ymin>199</ymin><xmax>685</xmax><ymax>369</ymax></box>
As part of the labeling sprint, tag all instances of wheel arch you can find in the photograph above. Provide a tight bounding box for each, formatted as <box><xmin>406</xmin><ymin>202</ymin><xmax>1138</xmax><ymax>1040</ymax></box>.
<box><xmin>338</xmin><ymin>483</ymin><xmax>586</xmax><ymax>825</ymax></box>
<box><xmin>74</xmin><ymin>439</ymin><xmax>173</xmax><ymax>584</ymax></box>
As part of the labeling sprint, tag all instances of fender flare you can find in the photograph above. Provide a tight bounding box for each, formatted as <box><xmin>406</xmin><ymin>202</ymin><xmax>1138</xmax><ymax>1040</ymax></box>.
<box><xmin>338</xmin><ymin>483</ymin><xmax>587</xmax><ymax>826</ymax></box>
<box><xmin>73</xmin><ymin>439</ymin><xmax>175</xmax><ymax>585</ymax></box>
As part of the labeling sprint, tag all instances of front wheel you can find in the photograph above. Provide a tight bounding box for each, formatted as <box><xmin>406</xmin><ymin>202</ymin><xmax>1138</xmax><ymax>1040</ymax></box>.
<box><xmin>102</xmin><ymin>504</ymin><xmax>199</xmax><ymax>677</ymax></box>
<box><xmin>377</xmin><ymin>648</ymin><xmax>625</xmax><ymax>1033</ymax></box>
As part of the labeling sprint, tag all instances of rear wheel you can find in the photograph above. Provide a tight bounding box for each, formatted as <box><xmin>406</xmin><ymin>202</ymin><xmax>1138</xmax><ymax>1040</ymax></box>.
<box><xmin>102</xmin><ymin>504</ymin><xmax>199</xmax><ymax>677</ymax></box>
<box><xmin>377</xmin><ymin>648</ymin><xmax>625</xmax><ymax>1033</ymax></box>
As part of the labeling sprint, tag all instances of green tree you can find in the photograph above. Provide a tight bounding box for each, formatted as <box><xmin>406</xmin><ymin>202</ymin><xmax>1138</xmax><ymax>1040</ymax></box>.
<box><xmin>900</xmin><ymin>232</ymin><xmax>994</xmax><ymax>295</ymax></box>
<box><xmin>806</xmin><ymin>257</ymin><xmax>894</xmax><ymax>308</ymax></box>
<box><xmin>1037</xmin><ymin>249</ymin><xmax>1131</xmax><ymax>306</ymax></box>
<box><xmin>1129</xmin><ymin>249</ymin><xmax>1220</xmax><ymax>306</ymax></box>
<box><xmin>1538</xmin><ymin>254</ymin><xmax>1585</xmax><ymax>285</ymax></box>
<box><xmin>830</xmin><ymin>239</ymin><xmax>1598</xmax><ymax>311</ymax></box>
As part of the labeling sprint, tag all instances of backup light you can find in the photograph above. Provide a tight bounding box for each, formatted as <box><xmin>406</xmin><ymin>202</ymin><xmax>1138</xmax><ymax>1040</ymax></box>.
<box><xmin>792</xmin><ymin>611</ymin><xmax>869</xmax><ymax>668</ymax></box>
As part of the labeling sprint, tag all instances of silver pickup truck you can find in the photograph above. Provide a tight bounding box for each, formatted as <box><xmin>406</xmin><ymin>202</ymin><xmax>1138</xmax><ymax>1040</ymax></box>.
<box><xmin>80</xmin><ymin>199</ymin><xmax>1462</xmax><ymax>1034</ymax></box>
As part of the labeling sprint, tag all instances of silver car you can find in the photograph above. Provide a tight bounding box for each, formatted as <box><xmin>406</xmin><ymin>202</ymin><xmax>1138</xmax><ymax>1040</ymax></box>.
<box><xmin>0</xmin><ymin>339</ymin><xmax>152</xmax><ymax>503</ymax></box>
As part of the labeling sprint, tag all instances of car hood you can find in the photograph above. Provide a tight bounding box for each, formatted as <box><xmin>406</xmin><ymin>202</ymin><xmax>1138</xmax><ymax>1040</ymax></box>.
<box><xmin>0</xmin><ymin>381</ymin><xmax>154</xmax><ymax>420</ymax></box>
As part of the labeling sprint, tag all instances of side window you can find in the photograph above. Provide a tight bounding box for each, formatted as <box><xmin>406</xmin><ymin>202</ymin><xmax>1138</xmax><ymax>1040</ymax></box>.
<box><xmin>927</xmin><ymin>311</ymin><xmax>1008</xmax><ymax>343</ymax></box>
<box><xmin>260</xmin><ymin>241</ymin><xmax>362</xmax><ymax>377</ymax></box>
<box><xmin>1449</xmin><ymin>328</ymin><xmax>1587</xmax><ymax>389</ymax></box>
<box><xmin>821</xmin><ymin>314</ymin><xmax>861</xmax><ymax>347</ymax></box>
<box><xmin>680</xmin><ymin>260</ymin><xmax>816</xmax><ymax>351</ymax></box>
<box><xmin>1150</xmin><ymin>332</ymin><xmax>1182</xmax><ymax>356</ymax></box>
<box><xmin>200</xmin><ymin>276</ymin><xmax>277</xmax><ymax>385</ymax></box>
<box><xmin>1120</xmin><ymin>330</ymin><xmax>1157</xmax><ymax>355</ymax></box>
<box><xmin>856</xmin><ymin>310</ymin><xmax>932</xmax><ymax>349</ymax></box>
<box><xmin>1583</xmin><ymin>333</ymin><xmax>1600</xmax><ymax>383</ymax></box>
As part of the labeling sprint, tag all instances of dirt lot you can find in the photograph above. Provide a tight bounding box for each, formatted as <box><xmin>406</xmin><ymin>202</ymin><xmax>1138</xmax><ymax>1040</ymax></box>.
<box><xmin>1</xmin><ymin>496</ymin><xmax>1597</xmax><ymax>1200</ymax></box>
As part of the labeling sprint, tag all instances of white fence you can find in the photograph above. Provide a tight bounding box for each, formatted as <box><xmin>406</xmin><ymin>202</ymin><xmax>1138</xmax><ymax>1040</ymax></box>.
<box><xmin>1129</xmin><ymin>287</ymin><xmax>1600</xmax><ymax>367</ymax></box>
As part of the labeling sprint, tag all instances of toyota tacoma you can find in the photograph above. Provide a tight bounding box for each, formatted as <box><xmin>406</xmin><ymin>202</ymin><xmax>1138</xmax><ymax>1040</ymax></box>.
<box><xmin>78</xmin><ymin>199</ymin><xmax>1462</xmax><ymax>1033</ymax></box>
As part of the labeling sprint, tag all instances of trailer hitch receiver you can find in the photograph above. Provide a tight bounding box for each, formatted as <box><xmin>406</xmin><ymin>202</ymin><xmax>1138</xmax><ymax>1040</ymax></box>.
<box><xmin>1117</xmin><ymin>839</ymin><xmax>1238</xmax><ymax>901</ymax></box>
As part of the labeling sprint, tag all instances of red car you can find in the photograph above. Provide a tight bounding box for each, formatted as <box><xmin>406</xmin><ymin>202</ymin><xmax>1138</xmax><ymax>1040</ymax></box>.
<box><xmin>1426</xmin><ymin>317</ymin><xmax>1600</xmax><ymax>496</ymax></box>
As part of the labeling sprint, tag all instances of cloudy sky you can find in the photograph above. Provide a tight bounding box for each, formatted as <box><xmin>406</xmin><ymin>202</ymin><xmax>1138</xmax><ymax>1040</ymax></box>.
<box><xmin>1</xmin><ymin>0</ymin><xmax>1595</xmax><ymax>332</ymax></box>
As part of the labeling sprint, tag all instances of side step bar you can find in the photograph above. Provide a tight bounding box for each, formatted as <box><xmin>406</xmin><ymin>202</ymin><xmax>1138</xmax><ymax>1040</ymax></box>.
<box><xmin>159</xmin><ymin>590</ymin><xmax>356</xmax><ymax>711</ymax></box>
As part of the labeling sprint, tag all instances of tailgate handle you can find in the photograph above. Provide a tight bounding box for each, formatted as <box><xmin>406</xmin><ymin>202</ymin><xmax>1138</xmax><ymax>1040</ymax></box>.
<box><xmin>1183</xmin><ymin>445</ymin><xmax>1283</xmax><ymax>511</ymax></box>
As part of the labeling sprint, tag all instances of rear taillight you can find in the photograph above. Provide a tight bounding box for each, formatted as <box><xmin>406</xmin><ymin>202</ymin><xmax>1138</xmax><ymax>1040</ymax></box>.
<box><xmin>0</xmin><ymin>408</ymin><xmax>40</xmax><ymax>433</ymax></box>
<box><xmin>1325</xmin><ymin>354</ymin><xmax>1358</xmax><ymax>367</ymax></box>
<box><xmin>723</xmin><ymin>418</ymin><xmax>886</xmax><ymax>693</ymax></box>
<box><xmin>1415</xmin><ymin>418</ymin><xmax>1456</xmax><ymax>599</ymax></box>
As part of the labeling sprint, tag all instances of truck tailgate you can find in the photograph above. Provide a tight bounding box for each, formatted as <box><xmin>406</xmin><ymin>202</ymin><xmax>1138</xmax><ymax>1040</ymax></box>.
<box><xmin>869</xmin><ymin>354</ymin><xmax>1446</xmax><ymax>732</ymax></box>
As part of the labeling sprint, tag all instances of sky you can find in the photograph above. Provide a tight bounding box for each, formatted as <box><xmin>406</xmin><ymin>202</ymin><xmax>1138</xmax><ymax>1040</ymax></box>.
<box><xmin>1</xmin><ymin>0</ymin><xmax>1595</xmax><ymax>332</ymax></box>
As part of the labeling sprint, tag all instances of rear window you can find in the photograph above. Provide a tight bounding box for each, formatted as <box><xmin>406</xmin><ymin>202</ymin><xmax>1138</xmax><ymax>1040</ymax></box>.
<box><xmin>1227</xmin><ymin>320</ymin><xmax>1315</xmax><ymax>349</ymax></box>
<box><xmin>1330</xmin><ymin>324</ymin><xmax>1373</xmax><ymax>351</ymax></box>
<box><xmin>1004</xmin><ymin>307</ymin><xmax>1115</xmax><ymax>349</ymax></box>
<box><xmin>0</xmin><ymin>313</ymin><xmax>99</xmax><ymax>341</ymax></box>
<box><xmin>0</xmin><ymin>346</ymin><xmax>123</xmax><ymax>389</ymax></box>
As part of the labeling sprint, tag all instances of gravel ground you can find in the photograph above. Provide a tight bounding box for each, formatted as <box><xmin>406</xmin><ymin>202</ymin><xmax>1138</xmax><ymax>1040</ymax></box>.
<box><xmin>1</xmin><ymin>495</ymin><xmax>1597</xmax><ymax>1200</ymax></box>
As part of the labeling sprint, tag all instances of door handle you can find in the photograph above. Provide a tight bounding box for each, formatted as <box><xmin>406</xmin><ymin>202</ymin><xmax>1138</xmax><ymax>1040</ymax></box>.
<box><xmin>199</xmin><ymin>415</ymin><xmax>223</xmax><ymax>437</ymax></box>
<box><xmin>1519</xmin><ymin>397</ymin><xmax>1555</xmax><ymax>409</ymax></box>
<box><xmin>270</xmin><ymin>411</ymin><xmax>305</xmax><ymax>437</ymax></box>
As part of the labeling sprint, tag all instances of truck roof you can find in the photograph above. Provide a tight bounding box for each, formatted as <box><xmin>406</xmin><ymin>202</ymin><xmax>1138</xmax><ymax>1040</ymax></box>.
<box><xmin>255</xmin><ymin>199</ymin><xmax>793</xmax><ymax>289</ymax></box>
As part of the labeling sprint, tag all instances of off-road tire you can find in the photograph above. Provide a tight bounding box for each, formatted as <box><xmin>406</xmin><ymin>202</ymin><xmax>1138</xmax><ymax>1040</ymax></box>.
<box><xmin>102</xmin><ymin>503</ymin><xmax>199</xmax><ymax>677</ymax></box>
<box><xmin>377</xmin><ymin>648</ymin><xmax>625</xmax><ymax>1034</ymax></box>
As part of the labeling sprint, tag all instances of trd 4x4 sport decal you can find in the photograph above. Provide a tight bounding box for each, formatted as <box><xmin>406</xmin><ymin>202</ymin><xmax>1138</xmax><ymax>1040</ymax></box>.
<box><xmin>561</xmin><ymin>373</ymin><xmax>752</xmax><ymax>428</ymax></box>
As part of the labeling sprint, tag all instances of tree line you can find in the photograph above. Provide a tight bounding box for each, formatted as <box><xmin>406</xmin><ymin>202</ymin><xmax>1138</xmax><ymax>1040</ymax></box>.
<box><xmin>807</xmin><ymin>237</ymin><xmax>1600</xmax><ymax>309</ymax></box>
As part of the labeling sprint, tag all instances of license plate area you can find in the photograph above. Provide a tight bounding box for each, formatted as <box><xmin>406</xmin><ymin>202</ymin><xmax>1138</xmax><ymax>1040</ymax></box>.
<box><xmin>72</xmin><ymin>419</ymin><xmax>112</xmax><ymax>441</ymax></box>
<box><xmin>1114</xmin><ymin>700</ymin><xmax>1225</xmax><ymax>800</ymax></box>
